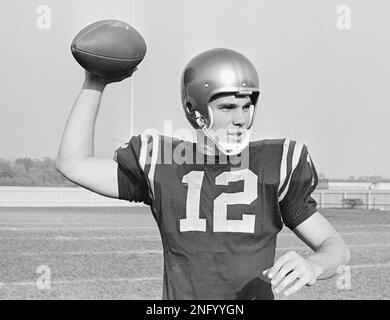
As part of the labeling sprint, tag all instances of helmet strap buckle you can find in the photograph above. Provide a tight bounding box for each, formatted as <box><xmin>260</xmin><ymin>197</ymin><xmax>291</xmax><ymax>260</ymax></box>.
<box><xmin>195</xmin><ymin>111</ymin><xmax>207</xmax><ymax>128</ymax></box>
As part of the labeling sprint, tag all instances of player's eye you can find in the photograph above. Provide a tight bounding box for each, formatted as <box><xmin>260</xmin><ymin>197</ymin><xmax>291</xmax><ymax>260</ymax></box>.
<box><xmin>218</xmin><ymin>104</ymin><xmax>235</xmax><ymax>110</ymax></box>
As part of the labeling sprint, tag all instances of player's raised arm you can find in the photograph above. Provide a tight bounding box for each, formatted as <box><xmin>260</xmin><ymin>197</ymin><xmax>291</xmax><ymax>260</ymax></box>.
<box><xmin>56</xmin><ymin>72</ymin><xmax>123</xmax><ymax>198</ymax></box>
<box><xmin>56</xmin><ymin>20</ymin><xmax>146</xmax><ymax>199</ymax></box>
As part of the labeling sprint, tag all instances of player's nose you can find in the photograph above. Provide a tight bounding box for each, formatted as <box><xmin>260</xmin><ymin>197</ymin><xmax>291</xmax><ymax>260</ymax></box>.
<box><xmin>232</xmin><ymin>108</ymin><xmax>246</xmax><ymax>127</ymax></box>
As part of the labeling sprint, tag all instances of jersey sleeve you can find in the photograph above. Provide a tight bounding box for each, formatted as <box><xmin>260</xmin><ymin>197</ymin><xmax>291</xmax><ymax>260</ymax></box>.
<box><xmin>113</xmin><ymin>135</ymin><xmax>152</xmax><ymax>205</ymax></box>
<box><xmin>278</xmin><ymin>143</ymin><xmax>318</xmax><ymax>230</ymax></box>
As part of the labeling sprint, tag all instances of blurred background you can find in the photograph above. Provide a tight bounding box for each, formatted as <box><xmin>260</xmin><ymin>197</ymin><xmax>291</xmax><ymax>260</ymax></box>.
<box><xmin>0</xmin><ymin>0</ymin><xmax>389</xmax><ymax>181</ymax></box>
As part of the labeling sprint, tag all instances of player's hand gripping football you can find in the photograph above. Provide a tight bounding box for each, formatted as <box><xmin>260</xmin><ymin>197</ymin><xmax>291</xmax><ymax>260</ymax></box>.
<box><xmin>263</xmin><ymin>250</ymin><xmax>323</xmax><ymax>296</ymax></box>
<box><xmin>83</xmin><ymin>70</ymin><xmax>135</xmax><ymax>88</ymax></box>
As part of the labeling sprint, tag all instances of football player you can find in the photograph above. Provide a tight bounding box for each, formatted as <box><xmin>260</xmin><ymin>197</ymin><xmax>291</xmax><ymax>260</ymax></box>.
<box><xmin>56</xmin><ymin>48</ymin><xmax>350</xmax><ymax>300</ymax></box>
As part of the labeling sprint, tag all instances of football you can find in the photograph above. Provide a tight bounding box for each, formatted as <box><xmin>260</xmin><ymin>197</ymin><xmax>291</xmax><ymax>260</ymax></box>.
<box><xmin>71</xmin><ymin>19</ymin><xmax>147</xmax><ymax>79</ymax></box>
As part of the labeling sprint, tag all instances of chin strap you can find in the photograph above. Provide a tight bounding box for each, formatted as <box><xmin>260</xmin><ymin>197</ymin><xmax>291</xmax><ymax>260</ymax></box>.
<box><xmin>194</xmin><ymin>110</ymin><xmax>252</xmax><ymax>156</ymax></box>
<box><xmin>204</xmin><ymin>127</ymin><xmax>252</xmax><ymax>156</ymax></box>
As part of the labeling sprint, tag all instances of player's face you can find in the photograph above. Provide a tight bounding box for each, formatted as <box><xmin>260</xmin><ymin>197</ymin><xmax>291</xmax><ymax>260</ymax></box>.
<box><xmin>208</xmin><ymin>93</ymin><xmax>253</xmax><ymax>143</ymax></box>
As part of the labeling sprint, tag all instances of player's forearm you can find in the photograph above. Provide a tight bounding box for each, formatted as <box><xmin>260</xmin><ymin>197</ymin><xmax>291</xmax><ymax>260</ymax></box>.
<box><xmin>306</xmin><ymin>235</ymin><xmax>351</xmax><ymax>281</ymax></box>
<box><xmin>56</xmin><ymin>79</ymin><xmax>106</xmax><ymax>170</ymax></box>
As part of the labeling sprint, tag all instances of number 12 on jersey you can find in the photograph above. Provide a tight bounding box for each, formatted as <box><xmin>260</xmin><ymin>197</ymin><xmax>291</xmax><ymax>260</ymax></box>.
<box><xmin>180</xmin><ymin>169</ymin><xmax>258</xmax><ymax>233</ymax></box>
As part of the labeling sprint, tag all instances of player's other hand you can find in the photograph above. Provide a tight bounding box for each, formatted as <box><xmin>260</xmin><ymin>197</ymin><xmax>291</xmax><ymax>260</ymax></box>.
<box><xmin>263</xmin><ymin>250</ymin><xmax>323</xmax><ymax>297</ymax></box>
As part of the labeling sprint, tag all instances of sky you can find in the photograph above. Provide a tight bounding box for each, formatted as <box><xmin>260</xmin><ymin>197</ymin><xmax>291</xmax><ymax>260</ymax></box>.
<box><xmin>1</xmin><ymin>0</ymin><xmax>389</xmax><ymax>178</ymax></box>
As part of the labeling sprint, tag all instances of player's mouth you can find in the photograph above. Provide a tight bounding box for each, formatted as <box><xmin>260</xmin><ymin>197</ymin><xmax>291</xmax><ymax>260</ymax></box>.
<box><xmin>228</xmin><ymin>129</ymin><xmax>246</xmax><ymax>136</ymax></box>
<box><xmin>227</xmin><ymin>130</ymin><xmax>246</xmax><ymax>141</ymax></box>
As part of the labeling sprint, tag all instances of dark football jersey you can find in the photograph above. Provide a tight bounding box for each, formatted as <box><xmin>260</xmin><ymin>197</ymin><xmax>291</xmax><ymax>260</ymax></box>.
<box><xmin>114</xmin><ymin>134</ymin><xmax>318</xmax><ymax>300</ymax></box>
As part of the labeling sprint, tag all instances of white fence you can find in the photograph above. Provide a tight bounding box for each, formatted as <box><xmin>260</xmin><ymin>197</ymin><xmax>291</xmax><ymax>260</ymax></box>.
<box><xmin>0</xmin><ymin>187</ymin><xmax>389</xmax><ymax>209</ymax></box>
<box><xmin>0</xmin><ymin>187</ymin><xmax>137</xmax><ymax>207</ymax></box>
<box><xmin>312</xmin><ymin>190</ymin><xmax>390</xmax><ymax>210</ymax></box>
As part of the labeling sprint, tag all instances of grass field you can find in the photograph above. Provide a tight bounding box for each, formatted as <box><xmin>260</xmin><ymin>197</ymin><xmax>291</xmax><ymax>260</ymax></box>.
<box><xmin>0</xmin><ymin>207</ymin><xmax>389</xmax><ymax>300</ymax></box>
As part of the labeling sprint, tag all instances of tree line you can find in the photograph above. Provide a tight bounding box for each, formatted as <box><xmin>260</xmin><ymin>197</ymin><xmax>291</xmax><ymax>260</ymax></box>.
<box><xmin>0</xmin><ymin>158</ymin><xmax>77</xmax><ymax>187</ymax></box>
<box><xmin>0</xmin><ymin>158</ymin><xmax>385</xmax><ymax>187</ymax></box>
